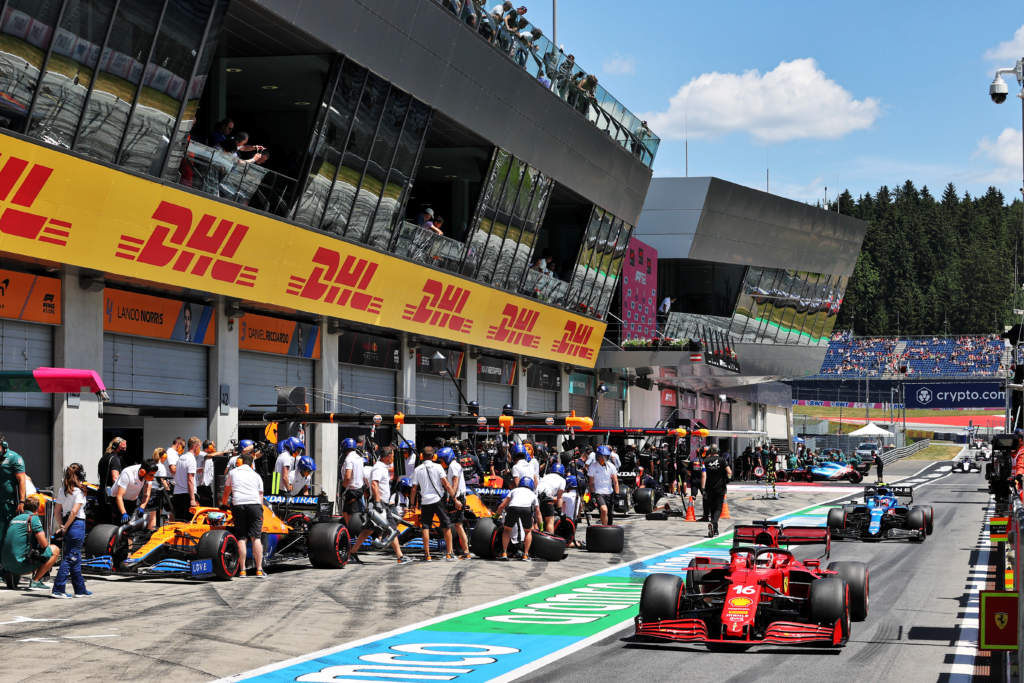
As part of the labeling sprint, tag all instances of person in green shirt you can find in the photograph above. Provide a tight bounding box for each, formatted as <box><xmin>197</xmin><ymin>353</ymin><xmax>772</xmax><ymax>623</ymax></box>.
<box><xmin>787</xmin><ymin>451</ymin><xmax>798</xmax><ymax>470</ymax></box>
<box><xmin>0</xmin><ymin>436</ymin><xmax>27</xmax><ymax>544</ymax></box>
<box><xmin>1</xmin><ymin>497</ymin><xmax>60</xmax><ymax>590</ymax></box>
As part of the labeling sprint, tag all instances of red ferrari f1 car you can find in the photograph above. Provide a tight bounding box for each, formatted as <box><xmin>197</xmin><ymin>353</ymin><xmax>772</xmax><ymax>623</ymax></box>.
<box><xmin>634</xmin><ymin>521</ymin><xmax>868</xmax><ymax>649</ymax></box>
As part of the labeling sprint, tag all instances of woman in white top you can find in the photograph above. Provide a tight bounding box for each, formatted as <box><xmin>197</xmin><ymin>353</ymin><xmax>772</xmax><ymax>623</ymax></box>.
<box><xmin>51</xmin><ymin>463</ymin><xmax>91</xmax><ymax>598</ymax></box>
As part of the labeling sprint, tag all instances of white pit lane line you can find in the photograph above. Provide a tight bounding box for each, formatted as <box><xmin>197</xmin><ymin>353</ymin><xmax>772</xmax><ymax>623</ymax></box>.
<box><xmin>218</xmin><ymin>461</ymin><xmax>955</xmax><ymax>683</ymax></box>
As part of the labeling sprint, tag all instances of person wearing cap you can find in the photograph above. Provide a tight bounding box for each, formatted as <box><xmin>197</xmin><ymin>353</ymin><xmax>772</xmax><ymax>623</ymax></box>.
<box><xmin>495</xmin><ymin>476</ymin><xmax>543</xmax><ymax>561</ymax></box>
<box><xmin>417</xmin><ymin>207</ymin><xmax>434</xmax><ymax>228</ymax></box>
<box><xmin>97</xmin><ymin>437</ymin><xmax>128</xmax><ymax>522</ymax></box>
<box><xmin>112</xmin><ymin>458</ymin><xmax>157</xmax><ymax>527</ymax></box>
<box><xmin>220</xmin><ymin>452</ymin><xmax>265</xmax><ymax>578</ymax></box>
<box><xmin>411</xmin><ymin>446</ymin><xmax>460</xmax><ymax>562</ymax></box>
<box><xmin>441</xmin><ymin>447</ymin><xmax>471</xmax><ymax>559</ymax></box>
<box><xmin>371</xmin><ymin>446</ymin><xmax>412</xmax><ymax>564</ymax></box>
<box><xmin>700</xmin><ymin>445</ymin><xmax>731</xmax><ymax>537</ymax></box>
<box><xmin>587</xmin><ymin>445</ymin><xmax>619</xmax><ymax>525</ymax></box>
<box><xmin>171</xmin><ymin>437</ymin><xmax>200</xmax><ymax>521</ymax></box>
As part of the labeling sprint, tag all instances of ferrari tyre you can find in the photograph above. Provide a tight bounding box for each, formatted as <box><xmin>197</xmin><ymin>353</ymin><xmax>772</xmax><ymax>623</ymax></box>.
<box><xmin>827</xmin><ymin>508</ymin><xmax>846</xmax><ymax>530</ymax></box>
<box><xmin>586</xmin><ymin>524</ymin><xmax>624</xmax><ymax>553</ymax></box>
<box><xmin>308</xmin><ymin>522</ymin><xmax>350</xmax><ymax>569</ymax></box>
<box><xmin>470</xmin><ymin>517</ymin><xmax>500</xmax><ymax>559</ymax></box>
<box><xmin>809</xmin><ymin>576</ymin><xmax>848</xmax><ymax>624</ymax></box>
<box><xmin>530</xmin><ymin>531</ymin><xmax>567</xmax><ymax>561</ymax></box>
<box><xmin>84</xmin><ymin>524</ymin><xmax>127</xmax><ymax>568</ymax></box>
<box><xmin>553</xmin><ymin>517</ymin><xmax>576</xmax><ymax>544</ymax></box>
<box><xmin>906</xmin><ymin>508</ymin><xmax>927</xmax><ymax>540</ymax></box>
<box><xmin>685</xmin><ymin>558</ymin><xmax>709</xmax><ymax>593</ymax></box>
<box><xmin>196</xmin><ymin>529</ymin><xmax>240</xmax><ymax>580</ymax></box>
<box><xmin>633</xmin><ymin>488</ymin><xmax>654</xmax><ymax>514</ymax></box>
<box><xmin>639</xmin><ymin>573</ymin><xmax>683</xmax><ymax>622</ymax></box>
<box><xmin>827</xmin><ymin>561</ymin><xmax>869</xmax><ymax>621</ymax></box>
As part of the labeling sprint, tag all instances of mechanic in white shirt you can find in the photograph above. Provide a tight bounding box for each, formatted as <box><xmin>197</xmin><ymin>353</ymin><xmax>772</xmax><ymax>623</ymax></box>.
<box><xmin>221</xmin><ymin>453</ymin><xmax>265</xmax><ymax>578</ymax></box>
<box><xmin>274</xmin><ymin>437</ymin><xmax>304</xmax><ymax>494</ymax></box>
<box><xmin>370</xmin><ymin>446</ymin><xmax>411</xmax><ymax>564</ymax></box>
<box><xmin>510</xmin><ymin>444</ymin><xmax>532</xmax><ymax>486</ymax></box>
<box><xmin>561</xmin><ymin>474</ymin><xmax>581</xmax><ymax>520</ymax></box>
<box><xmin>587</xmin><ymin>446</ymin><xmax>620</xmax><ymax>525</ymax></box>
<box><xmin>112</xmin><ymin>458</ymin><xmax>157</xmax><ymax>526</ymax></box>
<box><xmin>340</xmin><ymin>437</ymin><xmax>374</xmax><ymax>564</ymax></box>
<box><xmin>172</xmin><ymin>437</ymin><xmax>199</xmax><ymax>521</ymax></box>
<box><xmin>400</xmin><ymin>441</ymin><xmax>417</xmax><ymax>478</ymax></box>
<box><xmin>495</xmin><ymin>476</ymin><xmax>543</xmax><ymax>561</ymax></box>
<box><xmin>441</xmin><ymin>447</ymin><xmax>470</xmax><ymax>559</ymax></box>
<box><xmin>537</xmin><ymin>463</ymin><xmax>566</xmax><ymax>533</ymax></box>
<box><xmin>410</xmin><ymin>446</ymin><xmax>459</xmax><ymax>562</ymax></box>
<box><xmin>288</xmin><ymin>456</ymin><xmax>316</xmax><ymax>495</ymax></box>
<box><xmin>197</xmin><ymin>440</ymin><xmax>226</xmax><ymax>506</ymax></box>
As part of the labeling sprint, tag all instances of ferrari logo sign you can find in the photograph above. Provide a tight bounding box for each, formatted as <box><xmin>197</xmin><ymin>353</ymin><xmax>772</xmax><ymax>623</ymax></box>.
<box><xmin>980</xmin><ymin>592</ymin><xmax>1018</xmax><ymax>650</ymax></box>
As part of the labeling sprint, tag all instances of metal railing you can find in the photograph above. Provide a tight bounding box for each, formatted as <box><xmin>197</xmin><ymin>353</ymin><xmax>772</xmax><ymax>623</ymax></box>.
<box><xmin>391</xmin><ymin>220</ymin><xmax>468</xmax><ymax>274</ymax></box>
<box><xmin>880</xmin><ymin>438</ymin><xmax>929</xmax><ymax>465</ymax></box>
<box><xmin>178</xmin><ymin>141</ymin><xmax>297</xmax><ymax>219</ymax></box>
<box><xmin>431</xmin><ymin>0</ymin><xmax>659</xmax><ymax>166</ymax></box>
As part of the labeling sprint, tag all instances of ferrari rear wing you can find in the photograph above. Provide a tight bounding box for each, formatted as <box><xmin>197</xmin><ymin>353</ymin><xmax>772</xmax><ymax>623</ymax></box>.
<box><xmin>732</xmin><ymin>522</ymin><xmax>831</xmax><ymax>556</ymax></box>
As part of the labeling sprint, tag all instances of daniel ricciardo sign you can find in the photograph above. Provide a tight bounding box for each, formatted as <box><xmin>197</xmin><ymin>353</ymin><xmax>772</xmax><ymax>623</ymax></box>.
<box><xmin>905</xmin><ymin>382</ymin><xmax>1005</xmax><ymax>409</ymax></box>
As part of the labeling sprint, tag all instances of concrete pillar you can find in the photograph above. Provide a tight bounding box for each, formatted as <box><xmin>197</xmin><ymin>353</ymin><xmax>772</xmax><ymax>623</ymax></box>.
<box><xmin>515</xmin><ymin>357</ymin><xmax>528</xmax><ymax>412</ymax></box>
<box><xmin>53</xmin><ymin>268</ymin><xmax>104</xmax><ymax>480</ymax></box>
<box><xmin>464</xmin><ymin>346</ymin><xmax>478</xmax><ymax>404</ymax></box>
<box><xmin>398</xmin><ymin>333</ymin><xmax>416</xmax><ymax>446</ymax></box>
<box><xmin>557</xmin><ymin>365</ymin><xmax>570</xmax><ymax>412</ymax></box>
<box><xmin>207</xmin><ymin>297</ymin><xmax>239</xmax><ymax>446</ymax></box>
<box><xmin>315</xmin><ymin>319</ymin><xmax>339</xmax><ymax>496</ymax></box>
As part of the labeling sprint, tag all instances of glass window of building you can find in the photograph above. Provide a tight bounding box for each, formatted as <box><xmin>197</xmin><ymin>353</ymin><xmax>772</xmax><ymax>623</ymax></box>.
<box><xmin>0</xmin><ymin>0</ymin><xmax>64</xmax><ymax>134</ymax></box>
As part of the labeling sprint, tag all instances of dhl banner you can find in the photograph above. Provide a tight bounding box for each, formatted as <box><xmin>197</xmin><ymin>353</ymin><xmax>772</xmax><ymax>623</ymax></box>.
<box><xmin>238</xmin><ymin>311</ymin><xmax>321</xmax><ymax>359</ymax></box>
<box><xmin>0</xmin><ymin>135</ymin><xmax>604</xmax><ymax>366</ymax></box>
<box><xmin>0</xmin><ymin>268</ymin><xmax>60</xmax><ymax>324</ymax></box>
<box><xmin>103</xmin><ymin>288</ymin><xmax>215</xmax><ymax>345</ymax></box>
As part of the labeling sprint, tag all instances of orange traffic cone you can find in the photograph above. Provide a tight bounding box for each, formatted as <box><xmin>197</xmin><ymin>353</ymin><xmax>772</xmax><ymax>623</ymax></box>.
<box><xmin>685</xmin><ymin>497</ymin><xmax>697</xmax><ymax>522</ymax></box>
<box><xmin>721</xmin><ymin>496</ymin><xmax>731</xmax><ymax>520</ymax></box>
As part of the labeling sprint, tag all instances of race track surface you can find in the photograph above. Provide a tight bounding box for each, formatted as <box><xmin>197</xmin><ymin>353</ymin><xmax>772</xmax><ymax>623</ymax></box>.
<box><xmin>522</xmin><ymin>462</ymin><xmax>991</xmax><ymax>683</ymax></box>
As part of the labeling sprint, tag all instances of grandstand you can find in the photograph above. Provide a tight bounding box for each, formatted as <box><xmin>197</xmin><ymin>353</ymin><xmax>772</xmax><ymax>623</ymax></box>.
<box><xmin>816</xmin><ymin>332</ymin><xmax>1005</xmax><ymax>378</ymax></box>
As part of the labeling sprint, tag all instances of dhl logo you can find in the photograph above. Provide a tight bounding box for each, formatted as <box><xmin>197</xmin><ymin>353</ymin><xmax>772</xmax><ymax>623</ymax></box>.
<box><xmin>0</xmin><ymin>155</ymin><xmax>71</xmax><ymax>247</ymax></box>
<box><xmin>551</xmin><ymin>320</ymin><xmax>595</xmax><ymax>360</ymax></box>
<box><xmin>402</xmin><ymin>278</ymin><xmax>472</xmax><ymax>334</ymax></box>
<box><xmin>487</xmin><ymin>303</ymin><xmax>540</xmax><ymax>349</ymax></box>
<box><xmin>116</xmin><ymin>201</ymin><xmax>258</xmax><ymax>287</ymax></box>
<box><xmin>287</xmin><ymin>246</ymin><xmax>383</xmax><ymax>314</ymax></box>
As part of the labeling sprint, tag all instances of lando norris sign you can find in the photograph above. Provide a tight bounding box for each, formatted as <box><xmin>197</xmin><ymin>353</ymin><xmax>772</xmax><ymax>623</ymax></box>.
<box><xmin>905</xmin><ymin>382</ymin><xmax>1005</xmax><ymax>409</ymax></box>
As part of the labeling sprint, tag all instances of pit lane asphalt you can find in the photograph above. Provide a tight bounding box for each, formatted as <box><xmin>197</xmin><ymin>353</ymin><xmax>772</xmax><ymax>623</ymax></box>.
<box><xmin>0</xmin><ymin>460</ymin><xmax>946</xmax><ymax>682</ymax></box>
<box><xmin>521</xmin><ymin>460</ymin><xmax>988</xmax><ymax>683</ymax></box>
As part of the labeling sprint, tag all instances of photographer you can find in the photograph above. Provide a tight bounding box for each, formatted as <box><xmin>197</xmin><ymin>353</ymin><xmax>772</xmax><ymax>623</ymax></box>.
<box><xmin>1</xmin><ymin>496</ymin><xmax>60</xmax><ymax>591</ymax></box>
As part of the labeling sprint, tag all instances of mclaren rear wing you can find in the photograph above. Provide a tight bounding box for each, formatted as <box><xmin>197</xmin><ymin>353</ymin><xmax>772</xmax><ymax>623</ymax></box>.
<box><xmin>732</xmin><ymin>522</ymin><xmax>831</xmax><ymax>556</ymax></box>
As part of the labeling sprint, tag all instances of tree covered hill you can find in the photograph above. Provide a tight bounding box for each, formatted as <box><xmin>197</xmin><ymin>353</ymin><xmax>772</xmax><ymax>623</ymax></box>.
<box><xmin>833</xmin><ymin>181</ymin><xmax>1023</xmax><ymax>336</ymax></box>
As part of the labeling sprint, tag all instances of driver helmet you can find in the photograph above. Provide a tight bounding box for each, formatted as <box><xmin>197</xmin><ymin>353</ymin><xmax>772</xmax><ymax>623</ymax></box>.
<box><xmin>207</xmin><ymin>511</ymin><xmax>227</xmax><ymax>525</ymax></box>
<box><xmin>519</xmin><ymin>476</ymin><xmax>535</xmax><ymax>491</ymax></box>
<box><xmin>297</xmin><ymin>455</ymin><xmax>317</xmax><ymax>474</ymax></box>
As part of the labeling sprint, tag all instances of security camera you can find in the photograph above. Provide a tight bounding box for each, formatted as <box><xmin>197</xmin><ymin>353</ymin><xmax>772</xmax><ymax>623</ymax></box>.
<box><xmin>991</xmin><ymin>77</ymin><xmax>1009</xmax><ymax>104</ymax></box>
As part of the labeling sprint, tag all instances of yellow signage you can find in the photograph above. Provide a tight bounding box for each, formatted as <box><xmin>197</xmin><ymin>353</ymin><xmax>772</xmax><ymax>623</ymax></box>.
<box><xmin>0</xmin><ymin>135</ymin><xmax>605</xmax><ymax>366</ymax></box>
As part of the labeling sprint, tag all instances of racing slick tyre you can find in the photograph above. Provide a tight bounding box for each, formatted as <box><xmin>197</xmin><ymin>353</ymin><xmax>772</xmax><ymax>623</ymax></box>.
<box><xmin>530</xmin><ymin>531</ymin><xmax>567</xmax><ymax>561</ymax></box>
<box><xmin>827</xmin><ymin>508</ymin><xmax>846</xmax><ymax>530</ymax></box>
<box><xmin>921</xmin><ymin>505</ymin><xmax>934</xmax><ymax>535</ymax></box>
<box><xmin>847</xmin><ymin>470</ymin><xmax>863</xmax><ymax>483</ymax></box>
<box><xmin>633</xmin><ymin>488</ymin><xmax>654</xmax><ymax>514</ymax></box>
<box><xmin>84</xmin><ymin>524</ymin><xmax>127</xmax><ymax>569</ymax></box>
<box><xmin>196</xmin><ymin>529</ymin><xmax>240</xmax><ymax>580</ymax></box>
<box><xmin>639</xmin><ymin>573</ymin><xmax>683</xmax><ymax>622</ymax></box>
<box><xmin>827</xmin><ymin>561</ymin><xmax>869</xmax><ymax>621</ymax></box>
<box><xmin>308</xmin><ymin>522</ymin><xmax>351</xmax><ymax>569</ymax></box>
<box><xmin>685</xmin><ymin>558</ymin><xmax>709</xmax><ymax>594</ymax></box>
<box><xmin>905</xmin><ymin>508</ymin><xmax>927</xmax><ymax>542</ymax></box>
<box><xmin>804</xmin><ymin>470</ymin><xmax>814</xmax><ymax>482</ymax></box>
<box><xmin>470</xmin><ymin>517</ymin><xmax>500</xmax><ymax>559</ymax></box>
<box><xmin>345</xmin><ymin>512</ymin><xmax>365</xmax><ymax>538</ymax></box>
<box><xmin>553</xmin><ymin>517</ymin><xmax>576</xmax><ymax>544</ymax></box>
<box><xmin>586</xmin><ymin>524</ymin><xmax>624</xmax><ymax>553</ymax></box>
<box><xmin>809</xmin><ymin>576</ymin><xmax>849</xmax><ymax>626</ymax></box>
<box><xmin>613</xmin><ymin>493</ymin><xmax>630</xmax><ymax>515</ymax></box>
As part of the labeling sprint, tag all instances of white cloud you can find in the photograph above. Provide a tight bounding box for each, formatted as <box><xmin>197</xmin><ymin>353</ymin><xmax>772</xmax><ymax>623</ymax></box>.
<box><xmin>643</xmin><ymin>58</ymin><xmax>881</xmax><ymax>143</ymax></box>
<box><xmin>975</xmin><ymin>127</ymin><xmax>1023</xmax><ymax>183</ymax></box>
<box><xmin>602</xmin><ymin>54</ymin><xmax>636</xmax><ymax>76</ymax></box>
<box><xmin>984</xmin><ymin>25</ymin><xmax>1024</xmax><ymax>62</ymax></box>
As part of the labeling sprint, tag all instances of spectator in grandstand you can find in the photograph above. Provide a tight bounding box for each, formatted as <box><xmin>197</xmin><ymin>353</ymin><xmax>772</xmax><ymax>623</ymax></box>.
<box><xmin>554</xmin><ymin>54</ymin><xmax>576</xmax><ymax>100</ymax></box>
<box><xmin>417</xmin><ymin>207</ymin><xmax>435</xmax><ymax>228</ymax></box>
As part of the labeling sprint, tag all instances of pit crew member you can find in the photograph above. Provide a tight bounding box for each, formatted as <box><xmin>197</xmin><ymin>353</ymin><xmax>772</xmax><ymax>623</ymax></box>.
<box><xmin>220</xmin><ymin>453</ymin><xmax>265</xmax><ymax>578</ymax></box>
<box><xmin>112</xmin><ymin>458</ymin><xmax>157</xmax><ymax>527</ymax></box>
<box><xmin>537</xmin><ymin>462</ymin><xmax>566</xmax><ymax>533</ymax></box>
<box><xmin>495</xmin><ymin>476</ymin><xmax>543</xmax><ymax>561</ymax></box>
<box><xmin>411</xmin><ymin>446</ymin><xmax>460</xmax><ymax>562</ymax></box>
<box><xmin>371</xmin><ymin>446</ymin><xmax>411</xmax><ymax>564</ymax></box>
<box><xmin>587</xmin><ymin>446</ymin><xmax>620</xmax><ymax>525</ymax></box>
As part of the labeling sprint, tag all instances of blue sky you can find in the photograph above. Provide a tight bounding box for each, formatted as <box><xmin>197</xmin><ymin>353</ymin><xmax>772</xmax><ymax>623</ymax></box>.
<box><xmin>525</xmin><ymin>1</ymin><xmax>1024</xmax><ymax>204</ymax></box>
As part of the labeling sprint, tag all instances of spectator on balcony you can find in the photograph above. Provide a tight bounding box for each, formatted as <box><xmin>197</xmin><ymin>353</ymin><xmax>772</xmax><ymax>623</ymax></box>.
<box><xmin>209</xmin><ymin>118</ymin><xmax>234</xmax><ymax>148</ymax></box>
<box><xmin>429</xmin><ymin>215</ymin><xmax>445</xmax><ymax>236</ymax></box>
<box><xmin>416</xmin><ymin>207</ymin><xmax>435</xmax><ymax>228</ymax></box>
<box><xmin>532</xmin><ymin>256</ymin><xmax>551</xmax><ymax>276</ymax></box>
<box><xmin>555</xmin><ymin>54</ymin><xmax>576</xmax><ymax>100</ymax></box>
<box><xmin>460</xmin><ymin>0</ymin><xmax>478</xmax><ymax>26</ymax></box>
<box><xmin>234</xmin><ymin>132</ymin><xmax>267</xmax><ymax>165</ymax></box>
<box><xmin>574</xmin><ymin>74</ymin><xmax>598</xmax><ymax>116</ymax></box>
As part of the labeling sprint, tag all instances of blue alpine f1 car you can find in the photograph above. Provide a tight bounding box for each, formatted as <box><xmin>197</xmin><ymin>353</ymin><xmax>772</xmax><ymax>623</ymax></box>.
<box><xmin>780</xmin><ymin>460</ymin><xmax>864</xmax><ymax>483</ymax></box>
<box><xmin>826</xmin><ymin>485</ymin><xmax>934</xmax><ymax>542</ymax></box>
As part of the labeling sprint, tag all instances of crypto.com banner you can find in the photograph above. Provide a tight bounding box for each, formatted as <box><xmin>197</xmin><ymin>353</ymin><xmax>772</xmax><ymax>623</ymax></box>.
<box><xmin>904</xmin><ymin>381</ymin><xmax>1005</xmax><ymax>409</ymax></box>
